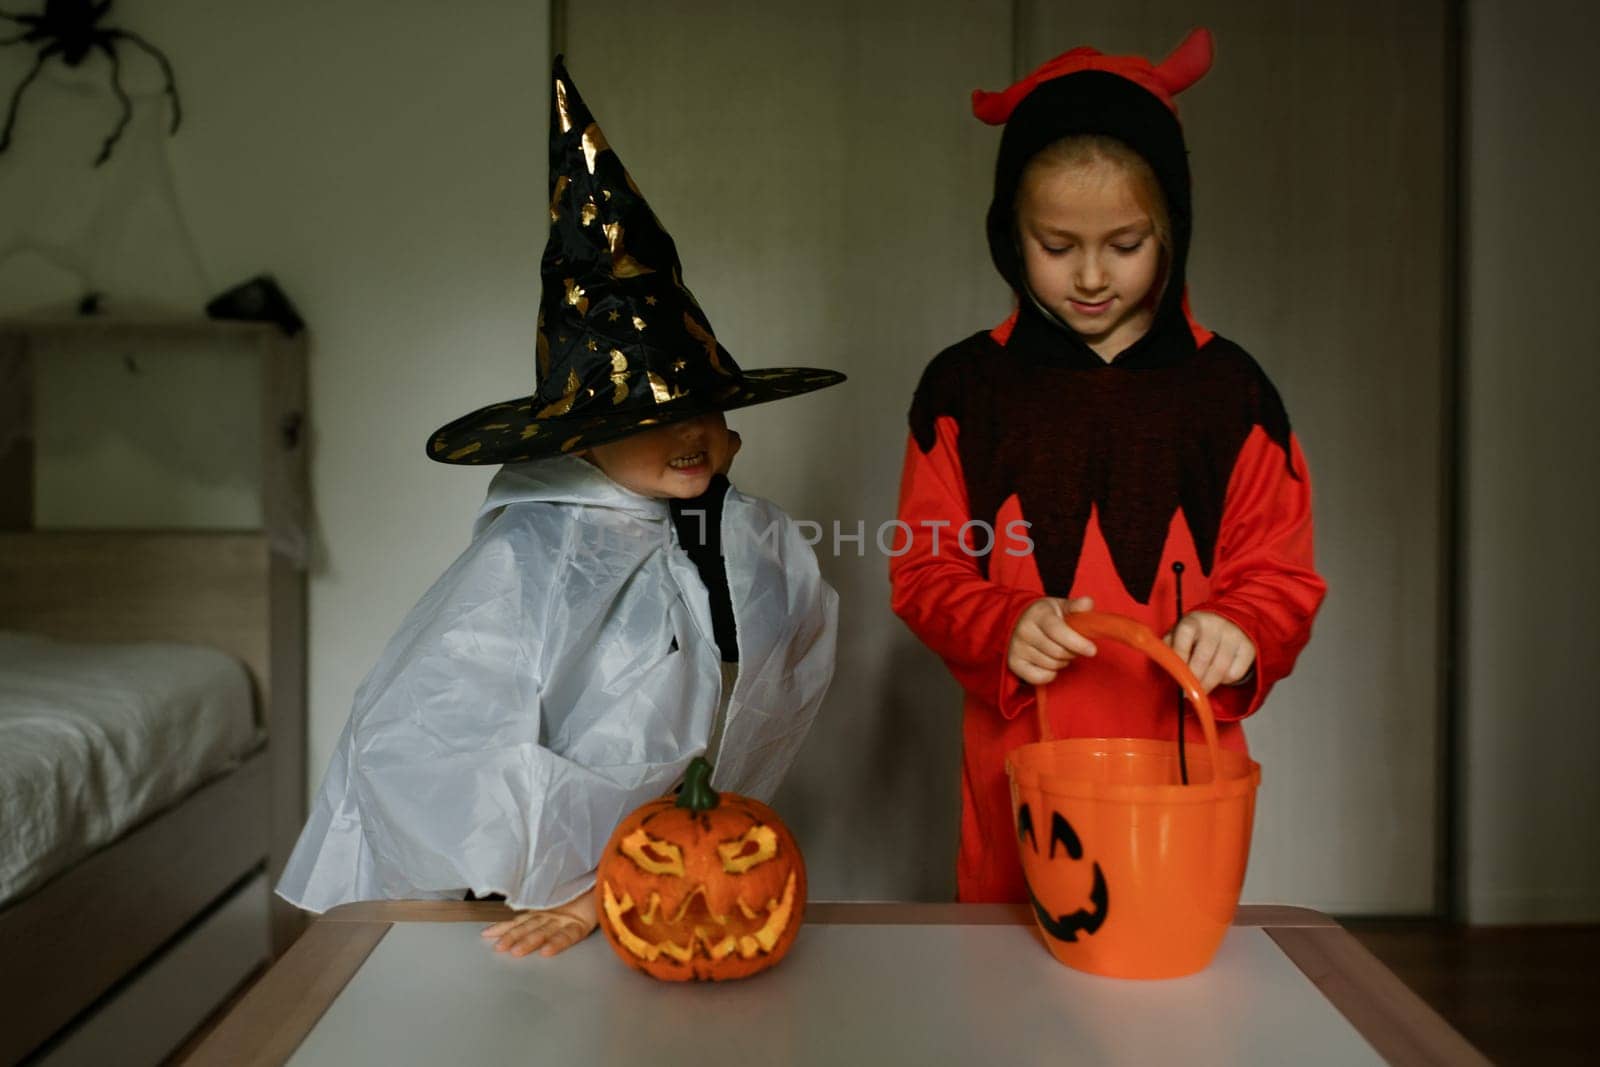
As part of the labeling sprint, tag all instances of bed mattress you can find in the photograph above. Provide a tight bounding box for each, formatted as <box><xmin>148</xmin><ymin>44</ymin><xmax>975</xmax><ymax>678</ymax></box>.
<box><xmin>0</xmin><ymin>631</ymin><xmax>261</xmax><ymax>908</ymax></box>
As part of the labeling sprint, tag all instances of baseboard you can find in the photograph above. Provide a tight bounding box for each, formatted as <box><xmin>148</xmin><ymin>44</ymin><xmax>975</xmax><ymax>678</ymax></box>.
<box><xmin>35</xmin><ymin>872</ymin><xmax>271</xmax><ymax>1067</ymax></box>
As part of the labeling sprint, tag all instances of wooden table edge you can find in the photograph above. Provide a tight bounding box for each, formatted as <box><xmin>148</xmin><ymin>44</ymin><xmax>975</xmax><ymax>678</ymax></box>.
<box><xmin>181</xmin><ymin>918</ymin><xmax>391</xmax><ymax>1067</ymax></box>
<box><xmin>186</xmin><ymin>901</ymin><xmax>1483</xmax><ymax>1067</ymax></box>
<box><xmin>1264</xmin><ymin>925</ymin><xmax>1490</xmax><ymax>1067</ymax></box>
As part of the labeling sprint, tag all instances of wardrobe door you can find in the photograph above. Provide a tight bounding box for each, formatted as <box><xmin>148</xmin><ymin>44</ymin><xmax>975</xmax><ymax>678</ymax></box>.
<box><xmin>1018</xmin><ymin>1</ymin><xmax>1452</xmax><ymax>913</ymax></box>
<box><xmin>1460</xmin><ymin>0</ymin><xmax>1600</xmax><ymax>924</ymax></box>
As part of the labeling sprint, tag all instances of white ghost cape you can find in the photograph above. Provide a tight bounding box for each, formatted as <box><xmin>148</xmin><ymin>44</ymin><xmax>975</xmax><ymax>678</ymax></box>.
<box><xmin>277</xmin><ymin>454</ymin><xmax>838</xmax><ymax>911</ymax></box>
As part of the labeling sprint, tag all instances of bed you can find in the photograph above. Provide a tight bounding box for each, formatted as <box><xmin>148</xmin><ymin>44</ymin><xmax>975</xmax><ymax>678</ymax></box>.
<box><xmin>0</xmin><ymin>316</ymin><xmax>308</xmax><ymax>1066</ymax></box>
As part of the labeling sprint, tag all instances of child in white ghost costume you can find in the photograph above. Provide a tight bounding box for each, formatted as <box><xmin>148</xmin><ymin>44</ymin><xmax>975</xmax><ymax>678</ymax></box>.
<box><xmin>277</xmin><ymin>429</ymin><xmax>837</xmax><ymax>952</ymax></box>
<box><xmin>276</xmin><ymin>57</ymin><xmax>845</xmax><ymax>957</ymax></box>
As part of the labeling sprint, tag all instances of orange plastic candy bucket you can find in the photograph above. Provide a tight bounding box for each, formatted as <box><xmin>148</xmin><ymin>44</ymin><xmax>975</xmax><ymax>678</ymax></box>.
<box><xmin>1006</xmin><ymin>612</ymin><xmax>1261</xmax><ymax>979</ymax></box>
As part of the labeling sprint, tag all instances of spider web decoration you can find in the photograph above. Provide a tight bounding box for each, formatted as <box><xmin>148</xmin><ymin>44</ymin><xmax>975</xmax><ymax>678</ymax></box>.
<box><xmin>0</xmin><ymin>53</ymin><xmax>210</xmax><ymax>313</ymax></box>
<box><xmin>1</xmin><ymin>0</ymin><xmax>182</xmax><ymax>166</ymax></box>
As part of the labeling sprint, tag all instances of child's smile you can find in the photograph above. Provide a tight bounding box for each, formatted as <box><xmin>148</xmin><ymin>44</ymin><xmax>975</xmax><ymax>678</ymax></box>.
<box><xmin>583</xmin><ymin>413</ymin><xmax>739</xmax><ymax>499</ymax></box>
<box><xmin>1016</xmin><ymin>158</ymin><xmax>1164</xmax><ymax>362</ymax></box>
<box><xmin>1067</xmin><ymin>296</ymin><xmax>1114</xmax><ymax>316</ymax></box>
<box><xmin>667</xmin><ymin>450</ymin><xmax>709</xmax><ymax>472</ymax></box>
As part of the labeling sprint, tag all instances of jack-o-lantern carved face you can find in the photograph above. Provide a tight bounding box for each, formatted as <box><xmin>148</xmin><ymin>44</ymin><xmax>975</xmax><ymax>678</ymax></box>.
<box><xmin>1018</xmin><ymin>803</ymin><xmax>1108</xmax><ymax>942</ymax></box>
<box><xmin>595</xmin><ymin>757</ymin><xmax>806</xmax><ymax>981</ymax></box>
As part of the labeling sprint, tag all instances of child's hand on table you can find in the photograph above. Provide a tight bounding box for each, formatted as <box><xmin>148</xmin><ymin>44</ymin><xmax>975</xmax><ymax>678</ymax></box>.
<box><xmin>1006</xmin><ymin>596</ymin><xmax>1097</xmax><ymax>686</ymax></box>
<box><xmin>1166</xmin><ymin>610</ymin><xmax>1256</xmax><ymax>693</ymax></box>
<box><xmin>481</xmin><ymin>892</ymin><xmax>598</xmax><ymax>958</ymax></box>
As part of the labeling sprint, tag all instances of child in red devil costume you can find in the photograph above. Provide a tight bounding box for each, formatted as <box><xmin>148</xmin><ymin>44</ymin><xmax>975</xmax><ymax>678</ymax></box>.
<box><xmin>890</xmin><ymin>29</ymin><xmax>1327</xmax><ymax>903</ymax></box>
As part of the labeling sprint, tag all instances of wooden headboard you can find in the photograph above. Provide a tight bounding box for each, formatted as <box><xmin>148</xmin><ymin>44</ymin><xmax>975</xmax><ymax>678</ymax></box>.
<box><xmin>0</xmin><ymin>530</ymin><xmax>274</xmax><ymax>696</ymax></box>
<box><xmin>0</xmin><ymin>316</ymin><xmax>309</xmax><ymax>950</ymax></box>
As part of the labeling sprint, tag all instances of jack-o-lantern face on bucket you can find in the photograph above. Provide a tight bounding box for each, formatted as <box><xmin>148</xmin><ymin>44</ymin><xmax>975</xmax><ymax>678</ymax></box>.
<box><xmin>595</xmin><ymin>757</ymin><xmax>806</xmax><ymax>981</ymax></box>
<box><xmin>1018</xmin><ymin>803</ymin><xmax>1108</xmax><ymax>943</ymax></box>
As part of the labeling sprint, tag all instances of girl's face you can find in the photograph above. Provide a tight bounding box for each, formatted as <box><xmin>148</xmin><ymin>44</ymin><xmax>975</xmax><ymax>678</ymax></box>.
<box><xmin>1016</xmin><ymin>158</ymin><xmax>1165</xmax><ymax>361</ymax></box>
<box><xmin>583</xmin><ymin>412</ymin><xmax>737</xmax><ymax>499</ymax></box>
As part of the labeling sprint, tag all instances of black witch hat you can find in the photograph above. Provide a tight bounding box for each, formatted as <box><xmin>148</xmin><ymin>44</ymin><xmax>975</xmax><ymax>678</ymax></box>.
<box><xmin>428</xmin><ymin>57</ymin><xmax>845</xmax><ymax>465</ymax></box>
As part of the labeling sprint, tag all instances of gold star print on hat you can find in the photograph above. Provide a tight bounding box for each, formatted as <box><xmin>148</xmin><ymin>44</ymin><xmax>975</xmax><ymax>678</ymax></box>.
<box><xmin>427</xmin><ymin>56</ymin><xmax>844</xmax><ymax>465</ymax></box>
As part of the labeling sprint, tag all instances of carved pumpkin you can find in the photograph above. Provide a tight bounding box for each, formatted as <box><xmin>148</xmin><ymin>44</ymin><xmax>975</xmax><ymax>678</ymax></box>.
<box><xmin>594</xmin><ymin>757</ymin><xmax>806</xmax><ymax>981</ymax></box>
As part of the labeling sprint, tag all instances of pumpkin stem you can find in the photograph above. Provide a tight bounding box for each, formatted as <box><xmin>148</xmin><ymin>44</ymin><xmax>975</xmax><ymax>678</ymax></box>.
<box><xmin>676</xmin><ymin>756</ymin><xmax>720</xmax><ymax>812</ymax></box>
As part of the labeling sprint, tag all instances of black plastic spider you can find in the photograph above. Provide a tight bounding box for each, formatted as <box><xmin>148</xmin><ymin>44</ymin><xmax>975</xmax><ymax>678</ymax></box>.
<box><xmin>1</xmin><ymin>0</ymin><xmax>181</xmax><ymax>166</ymax></box>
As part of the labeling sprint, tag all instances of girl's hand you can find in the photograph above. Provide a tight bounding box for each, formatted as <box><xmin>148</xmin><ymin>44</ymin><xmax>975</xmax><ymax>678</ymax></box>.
<box><xmin>1006</xmin><ymin>596</ymin><xmax>1096</xmax><ymax>686</ymax></box>
<box><xmin>481</xmin><ymin>892</ymin><xmax>598</xmax><ymax>958</ymax></box>
<box><xmin>1166</xmin><ymin>611</ymin><xmax>1256</xmax><ymax>693</ymax></box>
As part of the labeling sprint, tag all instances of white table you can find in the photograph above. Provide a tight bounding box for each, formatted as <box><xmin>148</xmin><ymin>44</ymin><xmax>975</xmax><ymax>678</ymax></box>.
<box><xmin>187</xmin><ymin>902</ymin><xmax>1486</xmax><ymax>1066</ymax></box>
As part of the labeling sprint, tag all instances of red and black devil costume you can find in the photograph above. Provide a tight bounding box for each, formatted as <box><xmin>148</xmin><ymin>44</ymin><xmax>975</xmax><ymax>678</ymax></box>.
<box><xmin>889</xmin><ymin>29</ymin><xmax>1327</xmax><ymax>903</ymax></box>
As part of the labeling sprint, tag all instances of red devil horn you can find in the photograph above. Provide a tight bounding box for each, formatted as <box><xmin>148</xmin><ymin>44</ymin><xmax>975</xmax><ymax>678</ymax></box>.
<box><xmin>1153</xmin><ymin>27</ymin><xmax>1214</xmax><ymax>96</ymax></box>
<box><xmin>972</xmin><ymin>47</ymin><xmax>1105</xmax><ymax>125</ymax></box>
<box><xmin>971</xmin><ymin>84</ymin><xmax>1027</xmax><ymax>126</ymax></box>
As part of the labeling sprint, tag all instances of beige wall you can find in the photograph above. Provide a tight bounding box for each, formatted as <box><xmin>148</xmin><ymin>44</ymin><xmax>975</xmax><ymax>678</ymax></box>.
<box><xmin>1461</xmin><ymin>0</ymin><xmax>1600</xmax><ymax>922</ymax></box>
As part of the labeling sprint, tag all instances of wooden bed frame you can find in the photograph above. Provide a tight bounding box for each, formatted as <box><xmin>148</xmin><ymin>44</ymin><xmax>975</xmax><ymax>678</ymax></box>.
<box><xmin>0</xmin><ymin>317</ymin><xmax>308</xmax><ymax>1066</ymax></box>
